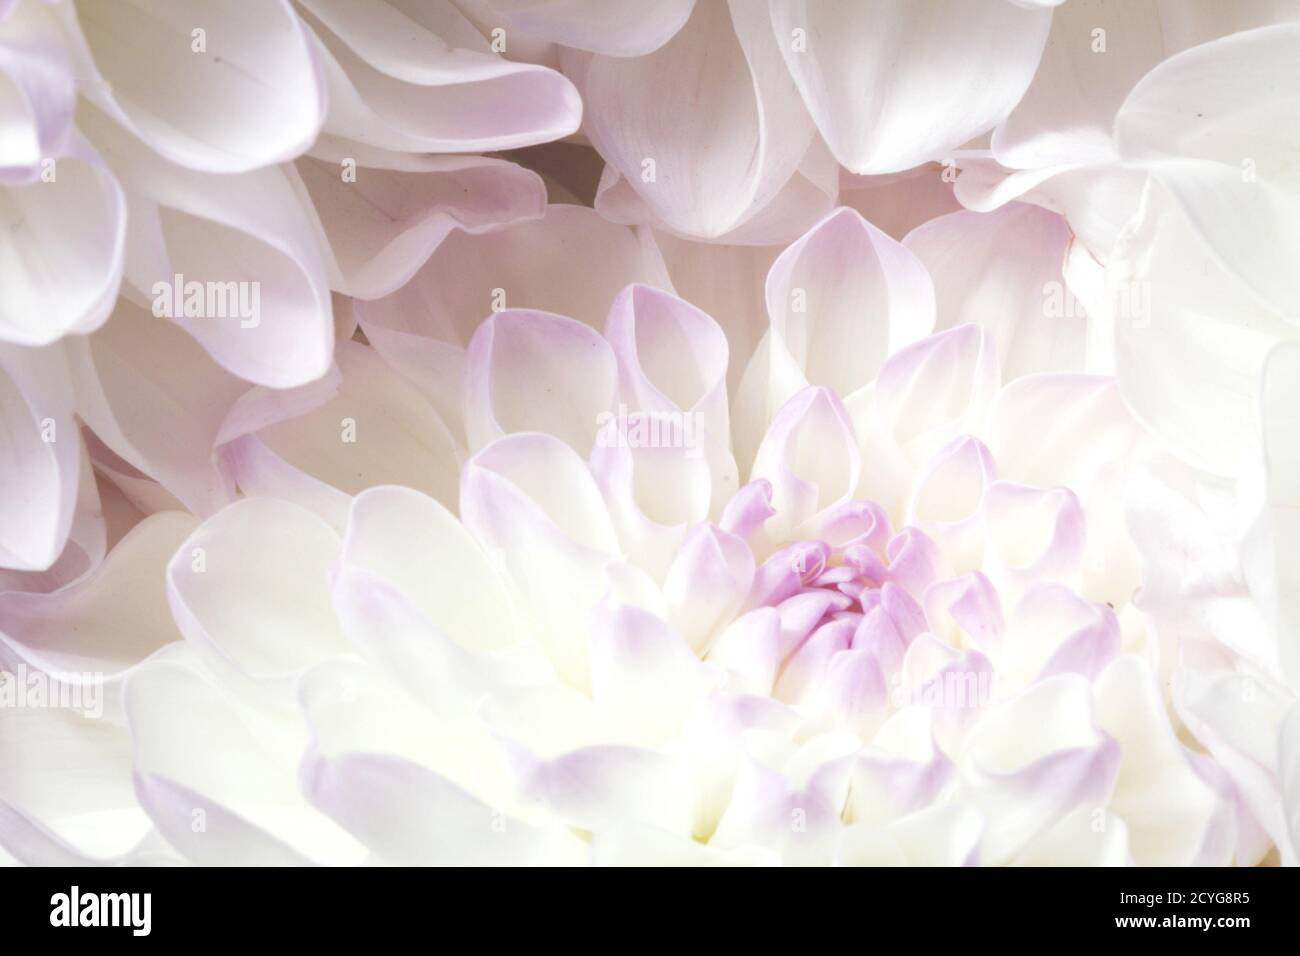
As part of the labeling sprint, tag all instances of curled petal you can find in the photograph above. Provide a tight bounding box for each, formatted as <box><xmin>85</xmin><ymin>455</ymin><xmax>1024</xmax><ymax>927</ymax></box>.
<box><xmin>872</xmin><ymin>324</ymin><xmax>1000</xmax><ymax>466</ymax></box>
<box><xmin>0</xmin><ymin>135</ymin><xmax>123</xmax><ymax>346</ymax></box>
<box><xmin>58</xmin><ymin>0</ymin><xmax>325</xmax><ymax>172</ymax></box>
<box><xmin>766</xmin><ymin>207</ymin><xmax>935</xmax><ymax>401</ymax></box>
<box><xmin>591</xmin><ymin>415</ymin><xmax>712</xmax><ymax>577</ymax></box>
<box><xmin>981</xmin><ymin>481</ymin><xmax>1085</xmax><ymax>602</ymax></box>
<box><xmin>0</xmin><ymin>511</ymin><xmax>197</xmax><ymax>719</ymax></box>
<box><xmin>849</xmin><ymin>707</ymin><xmax>954</xmax><ymax>825</ymax></box>
<box><xmin>72</xmin><ymin>300</ymin><xmax>247</xmax><ymax>518</ymax></box>
<box><xmin>356</xmin><ymin>204</ymin><xmax>668</xmax><ymax>441</ymax></box>
<box><xmin>604</xmin><ymin>283</ymin><xmax>736</xmax><ymax>510</ymax></box>
<box><xmin>750</xmin><ymin>386</ymin><xmax>860</xmax><ymax>541</ymax></box>
<box><xmin>292</xmin><ymin>148</ymin><xmax>546</xmax><ymax>300</ymax></box>
<box><xmin>771</xmin><ymin>0</ymin><xmax>1052</xmax><ymax>174</ymax></box>
<box><xmin>663</xmin><ymin>524</ymin><xmax>754</xmax><ymax>654</ymax></box>
<box><xmin>924</xmin><ymin>571</ymin><xmax>1003</xmax><ymax>654</ymax></box>
<box><xmin>571</xmin><ymin>0</ymin><xmax>813</xmax><ymax>238</ymax></box>
<box><xmin>80</xmin><ymin>105</ymin><xmax>334</xmax><ymax>389</ymax></box>
<box><xmin>649</xmin><ymin>233</ymin><xmax>779</xmax><ymax>395</ymax></box>
<box><xmin>907</xmin><ymin>435</ymin><xmax>997</xmax><ymax>572</ymax></box>
<box><xmin>465</xmin><ymin>308</ymin><xmax>618</xmax><ymax>455</ymax></box>
<box><xmin>300</xmin><ymin>0</ymin><xmax>581</xmax><ymax>153</ymax></box>
<box><xmin>1003</xmin><ymin>583</ymin><xmax>1120</xmax><ymax>686</ymax></box>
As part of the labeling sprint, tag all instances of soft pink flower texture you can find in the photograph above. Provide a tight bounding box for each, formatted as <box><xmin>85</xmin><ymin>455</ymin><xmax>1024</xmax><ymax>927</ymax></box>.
<box><xmin>0</xmin><ymin>0</ymin><xmax>1299</xmax><ymax>867</ymax></box>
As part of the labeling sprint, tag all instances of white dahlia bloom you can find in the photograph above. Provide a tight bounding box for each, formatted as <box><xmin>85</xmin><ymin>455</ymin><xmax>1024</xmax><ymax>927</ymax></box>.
<box><xmin>0</xmin><ymin>203</ymin><xmax>1254</xmax><ymax>866</ymax></box>
<box><xmin>0</xmin><ymin>0</ymin><xmax>1297</xmax><ymax>870</ymax></box>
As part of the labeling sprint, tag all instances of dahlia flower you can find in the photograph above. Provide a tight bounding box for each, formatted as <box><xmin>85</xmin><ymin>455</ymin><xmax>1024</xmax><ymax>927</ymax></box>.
<box><xmin>1</xmin><ymin>0</ymin><xmax>1298</xmax><ymax>869</ymax></box>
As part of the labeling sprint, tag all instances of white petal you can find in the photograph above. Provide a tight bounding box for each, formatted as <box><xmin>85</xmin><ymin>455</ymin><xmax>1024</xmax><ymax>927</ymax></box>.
<box><xmin>590</xmin><ymin>423</ymin><xmax>712</xmax><ymax>578</ymax></box>
<box><xmin>291</xmin><ymin>149</ymin><xmax>545</xmax><ymax>300</ymax></box>
<box><xmin>340</xmin><ymin>485</ymin><xmax>522</xmax><ymax>653</ymax></box>
<box><xmin>465</xmin><ymin>308</ymin><xmax>617</xmax><ymax>455</ymax></box>
<box><xmin>124</xmin><ymin>660</ymin><xmax>363</xmax><ymax>865</ymax></box>
<box><xmin>904</xmin><ymin>204</ymin><xmax>1089</xmax><ymax>378</ymax></box>
<box><xmin>984</xmin><ymin>373</ymin><xmax>1142</xmax><ymax>491</ymax></box>
<box><xmin>483</xmin><ymin>0</ymin><xmax>695</xmax><ymax>56</ymax></box>
<box><xmin>460</xmin><ymin>433</ymin><xmax>620</xmax><ymax>688</ymax></box>
<box><xmin>750</xmin><ymin>386</ymin><xmax>861</xmax><ymax>541</ymax></box>
<box><xmin>590</xmin><ymin>599</ymin><xmax>714</xmax><ymax>747</ymax></box>
<box><xmin>1095</xmin><ymin>655</ymin><xmax>1235</xmax><ymax>865</ymax></box>
<box><xmin>862</xmin><ymin>804</ymin><xmax>983</xmax><ymax>866</ymax></box>
<box><xmin>0</xmin><ymin>705</ymin><xmax>144</xmax><ymax>861</ymax></box>
<box><xmin>69</xmin><ymin>299</ymin><xmax>246</xmax><ymax>517</ymax></box>
<box><xmin>1110</xmin><ymin>187</ymin><xmax>1298</xmax><ymax>476</ymax></box>
<box><xmin>604</xmin><ymin>283</ymin><xmax>737</xmax><ymax>511</ymax></box>
<box><xmin>0</xmin><ymin>429</ymin><xmax>107</xmax><ymax>593</ymax></box>
<box><xmin>648</xmin><ymin>232</ymin><xmax>779</xmax><ymax>394</ymax></box>
<box><xmin>766</xmin><ymin>207</ymin><xmax>935</xmax><ymax>402</ymax></box>
<box><xmin>663</xmin><ymin>524</ymin><xmax>754</xmax><ymax>654</ymax></box>
<box><xmin>980</xmin><ymin>481</ymin><xmax>1085</xmax><ymax>603</ymax></box>
<box><xmin>771</xmin><ymin>0</ymin><xmax>1052</xmax><ymax>174</ymax></box>
<box><xmin>1011</xmin><ymin>805</ymin><xmax>1132</xmax><ymax>866</ymax></box>
<box><xmin>0</xmin><ymin>12</ymin><xmax>76</xmax><ymax>177</ymax></box>
<box><xmin>303</xmin><ymin>747</ymin><xmax>584</xmax><ymax>865</ymax></box>
<box><xmin>0</xmin><ymin>343</ymin><xmax>79</xmax><ymax>570</ymax></box>
<box><xmin>356</xmin><ymin>204</ymin><xmax>669</xmax><ymax>441</ymax></box>
<box><xmin>1115</xmin><ymin>23</ymin><xmax>1300</xmax><ymax>317</ymax></box>
<box><xmin>992</xmin><ymin>0</ymin><xmax>1294</xmax><ymax>169</ymax></box>
<box><xmin>870</xmin><ymin>324</ymin><xmax>999</xmax><ymax>466</ymax></box>
<box><xmin>58</xmin><ymin>0</ymin><xmax>325</xmax><ymax>172</ymax></box>
<box><xmin>301</xmin><ymin>0</ymin><xmax>581</xmax><ymax>153</ymax></box>
<box><xmin>166</xmin><ymin>498</ymin><xmax>349</xmax><ymax>686</ymax></box>
<box><xmin>1002</xmin><ymin>583</ymin><xmax>1120</xmax><ymax>686</ymax></box>
<box><xmin>512</xmin><ymin>744</ymin><xmax>696</xmax><ymax>838</ymax></box>
<box><xmin>959</xmin><ymin>674</ymin><xmax>1119</xmax><ymax>864</ymax></box>
<box><xmin>593</xmin><ymin>137</ymin><xmax>840</xmax><ymax>246</ymax></box>
<box><xmin>0</xmin><ymin>137</ymin><xmax>123</xmax><ymax>345</ymax></box>
<box><xmin>221</xmin><ymin>342</ymin><xmax>461</xmax><ymax>523</ymax></box>
<box><xmin>1253</xmin><ymin>343</ymin><xmax>1300</xmax><ymax>687</ymax></box>
<box><xmin>0</xmin><ymin>512</ymin><xmax>196</xmax><ymax>708</ymax></box>
<box><xmin>572</xmin><ymin>0</ymin><xmax>813</xmax><ymax>237</ymax></box>
<box><xmin>79</xmin><ymin>105</ymin><xmax>335</xmax><ymax>388</ymax></box>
